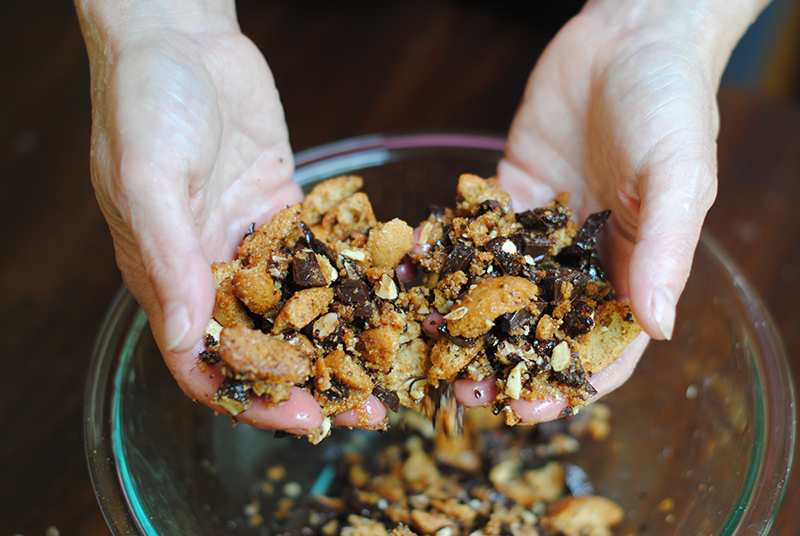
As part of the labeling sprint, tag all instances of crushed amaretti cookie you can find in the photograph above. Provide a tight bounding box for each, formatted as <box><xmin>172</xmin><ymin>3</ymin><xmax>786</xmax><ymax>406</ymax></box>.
<box><xmin>253</xmin><ymin>406</ymin><xmax>624</xmax><ymax>536</ymax></box>
<box><xmin>200</xmin><ymin>174</ymin><xmax>641</xmax><ymax>441</ymax></box>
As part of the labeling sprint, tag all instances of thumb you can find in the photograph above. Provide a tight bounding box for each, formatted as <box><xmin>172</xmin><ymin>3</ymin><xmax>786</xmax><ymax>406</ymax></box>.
<box><xmin>623</xmin><ymin>151</ymin><xmax>717</xmax><ymax>341</ymax></box>
<box><xmin>114</xmin><ymin>174</ymin><xmax>216</xmax><ymax>355</ymax></box>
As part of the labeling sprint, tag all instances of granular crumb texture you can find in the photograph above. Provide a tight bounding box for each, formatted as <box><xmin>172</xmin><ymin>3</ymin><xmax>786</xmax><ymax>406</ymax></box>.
<box><xmin>251</xmin><ymin>406</ymin><xmax>623</xmax><ymax>536</ymax></box>
<box><xmin>200</xmin><ymin>174</ymin><xmax>641</xmax><ymax>442</ymax></box>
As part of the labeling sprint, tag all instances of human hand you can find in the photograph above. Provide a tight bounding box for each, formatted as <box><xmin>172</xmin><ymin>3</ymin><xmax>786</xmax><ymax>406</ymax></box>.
<box><xmin>76</xmin><ymin>0</ymin><xmax>387</xmax><ymax>434</ymax></box>
<box><xmin>454</xmin><ymin>0</ymin><xmax>769</xmax><ymax>422</ymax></box>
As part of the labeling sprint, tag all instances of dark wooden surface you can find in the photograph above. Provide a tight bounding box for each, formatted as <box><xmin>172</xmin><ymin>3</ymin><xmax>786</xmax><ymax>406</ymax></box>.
<box><xmin>2</xmin><ymin>1</ymin><xmax>798</xmax><ymax>534</ymax></box>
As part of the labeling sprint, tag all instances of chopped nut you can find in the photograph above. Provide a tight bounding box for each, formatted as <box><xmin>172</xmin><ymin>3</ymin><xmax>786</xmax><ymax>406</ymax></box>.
<box><xmin>506</xmin><ymin>361</ymin><xmax>526</xmax><ymax>400</ymax></box>
<box><xmin>375</xmin><ymin>274</ymin><xmax>399</xmax><ymax>300</ymax></box>
<box><xmin>551</xmin><ymin>341</ymin><xmax>571</xmax><ymax>372</ymax></box>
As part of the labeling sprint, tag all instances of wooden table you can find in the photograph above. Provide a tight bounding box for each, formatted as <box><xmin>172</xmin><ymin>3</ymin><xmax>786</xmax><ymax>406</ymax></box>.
<box><xmin>2</xmin><ymin>1</ymin><xmax>798</xmax><ymax>534</ymax></box>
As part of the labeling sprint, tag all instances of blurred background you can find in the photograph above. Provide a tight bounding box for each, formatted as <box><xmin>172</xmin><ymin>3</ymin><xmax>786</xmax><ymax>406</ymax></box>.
<box><xmin>2</xmin><ymin>1</ymin><xmax>800</xmax><ymax>535</ymax></box>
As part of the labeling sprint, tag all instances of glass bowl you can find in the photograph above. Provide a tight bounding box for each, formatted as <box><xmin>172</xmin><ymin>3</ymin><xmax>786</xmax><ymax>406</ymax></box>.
<box><xmin>85</xmin><ymin>133</ymin><xmax>796</xmax><ymax>535</ymax></box>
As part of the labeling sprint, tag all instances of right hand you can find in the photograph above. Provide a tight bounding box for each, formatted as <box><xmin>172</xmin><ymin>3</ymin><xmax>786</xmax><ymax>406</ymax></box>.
<box><xmin>452</xmin><ymin>0</ymin><xmax>768</xmax><ymax>423</ymax></box>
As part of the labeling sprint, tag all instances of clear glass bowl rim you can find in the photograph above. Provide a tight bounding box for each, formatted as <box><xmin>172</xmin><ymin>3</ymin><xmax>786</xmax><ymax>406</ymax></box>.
<box><xmin>84</xmin><ymin>131</ymin><xmax>796</xmax><ymax>536</ymax></box>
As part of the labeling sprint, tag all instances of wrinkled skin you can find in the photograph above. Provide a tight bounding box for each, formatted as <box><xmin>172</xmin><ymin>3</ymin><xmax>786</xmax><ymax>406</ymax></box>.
<box><xmin>77</xmin><ymin>0</ymin><xmax>766</xmax><ymax>431</ymax></box>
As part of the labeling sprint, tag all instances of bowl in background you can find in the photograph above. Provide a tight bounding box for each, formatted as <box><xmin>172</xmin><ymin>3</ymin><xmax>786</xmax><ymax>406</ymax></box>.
<box><xmin>85</xmin><ymin>133</ymin><xmax>796</xmax><ymax>535</ymax></box>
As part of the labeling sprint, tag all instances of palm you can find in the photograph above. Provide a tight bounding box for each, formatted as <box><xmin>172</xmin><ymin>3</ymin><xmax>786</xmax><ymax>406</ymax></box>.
<box><xmin>92</xmin><ymin>30</ymin><xmax>315</xmax><ymax>429</ymax></box>
<box><xmin>478</xmin><ymin>12</ymin><xmax>719</xmax><ymax>422</ymax></box>
<box><xmin>500</xmin><ymin>12</ymin><xmax>717</xmax><ymax>321</ymax></box>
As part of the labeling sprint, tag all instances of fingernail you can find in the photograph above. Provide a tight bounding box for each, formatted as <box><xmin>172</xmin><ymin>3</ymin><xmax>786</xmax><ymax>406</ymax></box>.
<box><xmin>651</xmin><ymin>286</ymin><xmax>676</xmax><ymax>340</ymax></box>
<box><xmin>164</xmin><ymin>301</ymin><xmax>191</xmax><ymax>351</ymax></box>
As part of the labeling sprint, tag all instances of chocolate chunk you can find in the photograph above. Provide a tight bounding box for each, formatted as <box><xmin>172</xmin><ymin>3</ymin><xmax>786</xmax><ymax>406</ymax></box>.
<box><xmin>478</xmin><ymin>199</ymin><xmax>505</xmax><ymax>216</ymax></box>
<box><xmin>292</xmin><ymin>250</ymin><xmax>328</xmax><ymax>288</ymax></box>
<box><xmin>441</xmin><ymin>243</ymin><xmax>475</xmax><ymax>276</ymax></box>
<box><xmin>300</xmin><ymin>222</ymin><xmax>337</xmax><ymax>263</ymax></box>
<box><xmin>518</xmin><ymin>205</ymin><xmax>569</xmax><ymax>231</ymax></box>
<box><xmin>205</xmin><ymin>334</ymin><xmax>218</xmax><ymax>347</ymax></box>
<box><xmin>485</xmin><ymin>237</ymin><xmax>520</xmax><ymax>275</ymax></box>
<box><xmin>336</xmin><ymin>279</ymin><xmax>370</xmax><ymax>304</ymax></box>
<box><xmin>439</xmin><ymin>223</ymin><xmax>454</xmax><ymax>247</ymax></box>
<box><xmin>563</xmin><ymin>300</ymin><xmax>595</xmax><ymax>336</ymax></box>
<box><xmin>574</xmin><ymin>210</ymin><xmax>611</xmax><ymax>250</ymax></box>
<box><xmin>540</xmin><ymin>268</ymin><xmax>590</xmax><ymax>302</ymax></box>
<box><xmin>510</xmin><ymin>230</ymin><xmax>550</xmax><ymax>262</ymax></box>
<box><xmin>438</xmin><ymin>324</ymin><xmax>479</xmax><ymax>347</ymax></box>
<box><xmin>556</xmin><ymin>211</ymin><xmax>611</xmax><ymax>280</ymax></box>
<box><xmin>372</xmin><ymin>385</ymin><xmax>401</xmax><ymax>412</ymax></box>
<box><xmin>214</xmin><ymin>378</ymin><xmax>251</xmax><ymax>412</ymax></box>
<box><xmin>498</xmin><ymin>308</ymin><xmax>534</xmax><ymax>334</ymax></box>
<box><xmin>353</xmin><ymin>301</ymin><xmax>375</xmax><ymax>322</ymax></box>
<box><xmin>532</xmin><ymin>339</ymin><xmax>557</xmax><ymax>359</ymax></box>
<box><xmin>199</xmin><ymin>349</ymin><xmax>220</xmax><ymax>366</ymax></box>
<box><xmin>517</xmin><ymin>209</ymin><xmax>549</xmax><ymax>231</ymax></box>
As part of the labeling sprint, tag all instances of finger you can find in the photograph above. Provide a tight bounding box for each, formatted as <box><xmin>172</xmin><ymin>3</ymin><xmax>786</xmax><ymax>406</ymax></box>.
<box><xmin>454</xmin><ymin>378</ymin><xmax>498</xmax><ymax>407</ymax></box>
<box><xmin>235</xmin><ymin>387</ymin><xmax>324</xmax><ymax>434</ymax></box>
<box><xmin>167</xmin><ymin>341</ymin><xmax>324</xmax><ymax>432</ymax></box>
<box><xmin>332</xmin><ymin>395</ymin><xmax>388</xmax><ymax>429</ymax></box>
<box><xmin>625</xmin><ymin>150</ymin><xmax>716</xmax><ymax>341</ymax></box>
<box><xmin>508</xmin><ymin>331</ymin><xmax>649</xmax><ymax>423</ymax></box>
<box><xmin>496</xmin><ymin>157</ymin><xmax>560</xmax><ymax>212</ymax></box>
<box><xmin>453</xmin><ymin>332</ymin><xmax>649</xmax><ymax>422</ymax></box>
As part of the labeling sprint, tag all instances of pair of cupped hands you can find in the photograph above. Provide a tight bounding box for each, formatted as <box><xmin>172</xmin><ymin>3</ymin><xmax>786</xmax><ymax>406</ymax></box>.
<box><xmin>78</xmin><ymin>0</ymin><xmax>762</xmax><ymax>434</ymax></box>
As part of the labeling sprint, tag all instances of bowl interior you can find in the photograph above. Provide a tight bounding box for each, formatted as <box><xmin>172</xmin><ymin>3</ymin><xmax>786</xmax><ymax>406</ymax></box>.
<box><xmin>86</xmin><ymin>133</ymin><xmax>795</xmax><ymax>536</ymax></box>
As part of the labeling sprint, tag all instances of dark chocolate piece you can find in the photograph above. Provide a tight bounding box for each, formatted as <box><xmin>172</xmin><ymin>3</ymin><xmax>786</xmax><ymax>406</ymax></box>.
<box><xmin>292</xmin><ymin>250</ymin><xmax>328</xmax><ymax>288</ymax></box>
<box><xmin>498</xmin><ymin>308</ymin><xmax>534</xmax><ymax>334</ymax></box>
<box><xmin>441</xmin><ymin>243</ymin><xmax>475</xmax><ymax>276</ymax></box>
<box><xmin>214</xmin><ymin>378</ymin><xmax>251</xmax><ymax>411</ymax></box>
<box><xmin>518</xmin><ymin>205</ymin><xmax>569</xmax><ymax>231</ymax></box>
<box><xmin>300</xmin><ymin>222</ymin><xmax>337</xmax><ymax>263</ymax></box>
<box><xmin>556</xmin><ymin>210</ymin><xmax>611</xmax><ymax>281</ymax></box>
<box><xmin>199</xmin><ymin>349</ymin><xmax>220</xmax><ymax>366</ymax></box>
<box><xmin>336</xmin><ymin>279</ymin><xmax>370</xmax><ymax>304</ymax></box>
<box><xmin>438</xmin><ymin>324</ymin><xmax>479</xmax><ymax>347</ymax></box>
<box><xmin>372</xmin><ymin>385</ymin><xmax>400</xmax><ymax>413</ymax></box>
<box><xmin>478</xmin><ymin>199</ymin><xmax>505</xmax><ymax>216</ymax></box>
<box><xmin>540</xmin><ymin>268</ymin><xmax>590</xmax><ymax>302</ymax></box>
<box><xmin>563</xmin><ymin>300</ymin><xmax>595</xmax><ymax>336</ymax></box>
<box><xmin>485</xmin><ymin>237</ymin><xmax>520</xmax><ymax>275</ymax></box>
<box><xmin>510</xmin><ymin>230</ymin><xmax>550</xmax><ymax>262</ymax></box>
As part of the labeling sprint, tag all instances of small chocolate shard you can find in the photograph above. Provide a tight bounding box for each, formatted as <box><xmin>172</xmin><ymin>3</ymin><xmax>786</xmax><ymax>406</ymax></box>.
<box><xmin>441</xmin><ymin>243</ymin><xmax>475</xmax><ymax>276</ymax></box>
<box><xmin>573</xmin><ymin>210</ymin><xmax>611</xmax><ymax>250</ymax></box>
<box><xmin>214</xmin><ymin>378</ymin><xmax>251</xmax><ymax>415</ymax></box>
<box><xmin>199</xmin><ymin>349</ymin><xmax>220</xmax><ymax>366</ymax></box>
<box><xmin>336</xmin><ymin>279</ymin><xmax>370</xmax><ymax>304</ymax></box>
<box><xmin>437</xmin><ymin>325</ymin><xmax>479</xmax><ymax>347</ymax></box>
<box><xmin>518</xmin><ymin>205</ymin><xmax>569</xmax><ymax>231</ymax></box>
<box><xmin>372</xmin><ymin>385</ymin><xmax>401</xmax><ymax>413</ymax></box>
<box><xmin>498</xmin><ymin>308</ymin><xmax>534</xmax><ymax>334</ymax></box>
<box><xmin>300</xmin><ymin>222</ymin><xmax>337</xmax><ymax>263</ymax></box>
<box><xmin>292</xmin><ymin>250</ymin><xmax>328</xmax><ymax>288</ymax></box>
<box><xmin>510</xmin><ymin>230</ymin><xmax>550</xmax><ymax>262</ymax></box>
<box><xmin>540</xmin><ymin>268</ymin><xmax>590</xmax><ymax>302</ymax></box>
<box><xmin>478</xmin><ymin>199</ymin><xmax>505</xmax><ymax>216</ymax></box>
<box><xmin>563</xmin><ymin>300</ymin><xmax>595</xmax><ymax>336</ymax></box>
<box><xmin>485</xmin><ymin>237</ymin><xmax>520</xmax><ymax>275</ymax></box>
<box><xmin>533</xmin><ymin>339</ymin><xmax>557</xmax><ymax>359</ymax></box>
<box><xmin>556</xmin><ymin>211</ymin><xmax>611</xmax><ymax>280</ymax></box>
